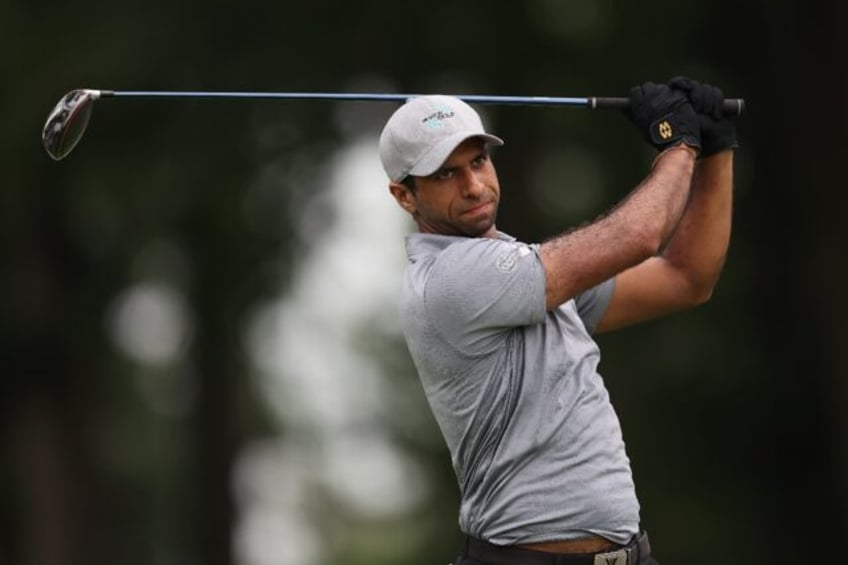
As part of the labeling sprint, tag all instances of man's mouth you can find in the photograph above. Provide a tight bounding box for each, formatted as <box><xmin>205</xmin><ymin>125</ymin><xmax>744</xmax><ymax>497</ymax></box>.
<box><xmin>461</xmin><ymin>201</ymin><xmax>493</xmax><ymax>217</ymax></box>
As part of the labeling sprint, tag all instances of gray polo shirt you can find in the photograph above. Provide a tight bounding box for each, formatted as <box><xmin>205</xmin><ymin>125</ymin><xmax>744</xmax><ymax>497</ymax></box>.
<box><xmin>399</xmin><ymin>232</ymin><xmax>640</xmax><ymax>545</ymax></box>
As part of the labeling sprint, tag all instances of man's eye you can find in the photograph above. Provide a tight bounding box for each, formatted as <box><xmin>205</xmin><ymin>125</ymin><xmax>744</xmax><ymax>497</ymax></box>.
<box><xmin>435</xmin><ymin>170</ymin><xmax>454</xmax><ymax>180</ymax></box>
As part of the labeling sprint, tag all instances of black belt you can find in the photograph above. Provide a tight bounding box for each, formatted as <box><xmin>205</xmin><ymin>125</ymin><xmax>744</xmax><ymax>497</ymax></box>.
<box><xmin>464</xmin><ymin>531</ymin><xmax>651</xmax><ymax>565</ymax></box>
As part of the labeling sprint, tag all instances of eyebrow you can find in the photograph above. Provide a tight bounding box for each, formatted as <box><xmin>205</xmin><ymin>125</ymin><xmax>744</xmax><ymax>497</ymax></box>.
<box><xmin>431</xmin><ymin>148</ymin><xmax>489</xmax><ymax>177</ymax></box>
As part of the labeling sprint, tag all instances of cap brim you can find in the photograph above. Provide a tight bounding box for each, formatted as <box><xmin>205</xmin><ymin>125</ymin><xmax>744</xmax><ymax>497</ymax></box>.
<box><xmin>406</xmin><ymin>132</ymin><xmax>504</xmax><ymax>179</ymax></box>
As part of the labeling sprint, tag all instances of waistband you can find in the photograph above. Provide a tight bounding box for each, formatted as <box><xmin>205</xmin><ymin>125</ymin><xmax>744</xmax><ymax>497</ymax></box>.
<box><xmin>464</xmin><ymin>531</ymin><xmax>651</xmax><ymax>565</ymax></box>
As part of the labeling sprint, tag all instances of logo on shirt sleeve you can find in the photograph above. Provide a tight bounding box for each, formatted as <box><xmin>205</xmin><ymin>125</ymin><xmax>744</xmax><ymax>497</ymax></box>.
<box><xmin>496</xmin><ymin>244</ymin><xmax>531</xmax><ymax>273</ymax></box>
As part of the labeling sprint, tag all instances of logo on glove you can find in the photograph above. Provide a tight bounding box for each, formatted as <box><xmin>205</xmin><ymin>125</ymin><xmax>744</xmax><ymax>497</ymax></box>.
<box><xmin>657</xmin><ymin>120</ymin><xmax>673</xmax><ymax>140</ymax></box>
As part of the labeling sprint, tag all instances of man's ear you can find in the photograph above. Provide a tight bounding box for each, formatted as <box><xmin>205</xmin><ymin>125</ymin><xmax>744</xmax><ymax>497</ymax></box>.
<box><xmin>389</xmin><ymin>181</ymin><xmax>416</xmax><ymax>215</ymax></box>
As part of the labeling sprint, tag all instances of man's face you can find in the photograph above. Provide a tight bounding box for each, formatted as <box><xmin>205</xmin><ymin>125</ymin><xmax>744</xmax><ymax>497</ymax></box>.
<box><xmin>390</xmin><ymin>137</ymin><xmax>501</xmax><ymax>238</ymax></box>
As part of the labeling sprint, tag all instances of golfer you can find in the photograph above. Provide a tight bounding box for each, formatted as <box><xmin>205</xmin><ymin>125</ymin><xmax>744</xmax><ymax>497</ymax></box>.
<box><xmin>379</xmin><ymin>78</ymin><xmax>736</xmax><ymax>565</ymax></box>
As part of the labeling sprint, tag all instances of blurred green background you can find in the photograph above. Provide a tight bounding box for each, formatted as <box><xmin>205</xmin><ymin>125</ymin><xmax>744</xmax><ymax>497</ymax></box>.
<box><xmin>3</xmin><ymin>1</ymin><xmax>846</xmax><ymax>564</ymax></box>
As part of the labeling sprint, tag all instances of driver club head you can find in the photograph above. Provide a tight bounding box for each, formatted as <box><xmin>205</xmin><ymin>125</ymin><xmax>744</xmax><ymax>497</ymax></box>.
<box><xmin>42</xmin><ymin>89</ymin><xmax>100</xmax><ymax>161</ymax></box>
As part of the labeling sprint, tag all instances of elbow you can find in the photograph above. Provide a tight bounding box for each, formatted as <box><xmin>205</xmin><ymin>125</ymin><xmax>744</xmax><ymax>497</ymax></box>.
<box><xmin>691</xmin><ymin>285</ymin><xmax>714</xmax><ymax>306</ymax></box>
<box><xmin>684</xmin><ymin>278</ymin><xmax>717</xmax><ymax>307</ymax></box>
<box><xmin>685</xmin><ymin>263</ymin><xmax>727</xmax><ymax>306</ymax></box>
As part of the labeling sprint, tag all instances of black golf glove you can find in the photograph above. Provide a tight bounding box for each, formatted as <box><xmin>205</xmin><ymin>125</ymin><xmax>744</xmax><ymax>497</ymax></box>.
<box><xmin>669</xmin><ymin>76</ymin><xmax>738</xmax><ymax>157</ymax></box>
<box><xmin>626</xmin><ymin>82</ymin><xmax>701</xmax><ymax>152</ymax></box>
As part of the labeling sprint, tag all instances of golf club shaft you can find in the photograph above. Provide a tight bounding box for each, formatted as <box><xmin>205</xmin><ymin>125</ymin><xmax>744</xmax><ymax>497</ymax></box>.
<box><xmin>42</xmin><ymin>87</ymin><xmax>748</xmax><ymax>161</ymax></box>
<box><xmin>93</xmin><ymin>90</ymin><xmax>745</xmax><ymax>115</ymax></box>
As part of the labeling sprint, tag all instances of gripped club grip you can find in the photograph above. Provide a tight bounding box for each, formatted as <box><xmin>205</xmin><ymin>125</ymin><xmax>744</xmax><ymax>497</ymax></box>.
<box><xmin>591</xmin><ymin>96</ymin><xmax>745</xmax><ymax>116</ymax></box>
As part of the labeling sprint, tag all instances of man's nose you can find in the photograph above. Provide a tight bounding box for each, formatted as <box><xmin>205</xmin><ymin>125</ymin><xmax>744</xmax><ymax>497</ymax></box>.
<box><xmin>459</xmin><ymin>169</ymin><xmax>485</xmax><ymax>198</ymax></box>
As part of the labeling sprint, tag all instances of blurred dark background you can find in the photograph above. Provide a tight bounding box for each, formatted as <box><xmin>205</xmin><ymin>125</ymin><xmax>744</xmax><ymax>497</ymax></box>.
<box><xmin>2</xmin><ymin>1</ymin><xmax>846</xmax><ymax>564</ymax></box>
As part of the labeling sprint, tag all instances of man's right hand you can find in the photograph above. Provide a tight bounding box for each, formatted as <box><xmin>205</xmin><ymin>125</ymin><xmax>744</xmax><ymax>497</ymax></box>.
<box><xmin>626</xmin><ymin>82</ymin><xmax>701</xmax><ymax>152</ymax></box>
<box><xmin>669</xmin><ymin>76</ymin><xmax>739</xmax><ymax>157</ymax></box>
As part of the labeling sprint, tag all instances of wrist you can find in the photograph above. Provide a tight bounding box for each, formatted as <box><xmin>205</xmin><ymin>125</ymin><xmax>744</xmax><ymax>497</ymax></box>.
<box><xmin>651</xmin><ymin>143</ymin><xmax>699</xmax><ymax>169</ymax></box>
<box><xmin>700</xmin><ymin>141</ymin><xmax>739</xmax><ymax>158</ymax></box>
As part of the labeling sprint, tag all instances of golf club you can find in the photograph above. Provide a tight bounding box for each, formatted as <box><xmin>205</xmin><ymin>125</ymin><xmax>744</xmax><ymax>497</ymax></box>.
<box><xmin>42</xmin><ymin>88</ymin><xmax>746</xmax><ymax>161</ymax></box>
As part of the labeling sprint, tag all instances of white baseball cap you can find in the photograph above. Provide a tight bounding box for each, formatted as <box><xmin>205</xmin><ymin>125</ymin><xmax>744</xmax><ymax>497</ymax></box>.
<box><xmin>379</xmin><ymin>95</ymin><xmax>504</xmax><ymax>182</ymax></box>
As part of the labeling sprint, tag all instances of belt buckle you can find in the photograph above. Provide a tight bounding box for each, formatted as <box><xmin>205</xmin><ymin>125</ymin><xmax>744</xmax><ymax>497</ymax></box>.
<box><xmin>592</xmin><ymin>546</ymin><xmax>632</xmax><ymax>565</ymax></box>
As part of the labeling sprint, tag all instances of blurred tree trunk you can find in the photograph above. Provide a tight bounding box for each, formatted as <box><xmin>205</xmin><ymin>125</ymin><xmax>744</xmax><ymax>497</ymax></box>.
<box><xmin>11</xmin><ymin>394</ymin><xmax>98</xmax><ymax>565</ymax></box>
<box><xmin>2</xmin><ymin>182</ymin><xmax>103</xmax><ymax>565</ymax></box>
<box><xmin>182</xmin><ymin>149</ymin><xmax>267</xmax><ymax>565</ymax></box>
<box><xmin>745</xmin><ymin>0</ymin><xmax>848</xmax><ymax>559</ymax></box>
<box><xmin>190</xmin><ymin>277</ymin><xmax>238</xmax><ymax>565</ymax></box>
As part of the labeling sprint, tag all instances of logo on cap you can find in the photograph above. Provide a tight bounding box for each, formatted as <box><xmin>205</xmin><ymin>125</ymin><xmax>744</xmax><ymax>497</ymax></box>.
<box><xmin>422</xmin><ymin>107</ymin><xmax>456</xmax><ymax>129</ymax></box>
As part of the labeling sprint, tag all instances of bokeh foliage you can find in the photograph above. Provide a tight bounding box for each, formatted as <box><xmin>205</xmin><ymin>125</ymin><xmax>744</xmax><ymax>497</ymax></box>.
<box><xmin>2</xmin><ymin>1</ymin><xmax>846</xmax><ymax>564</ymax></box>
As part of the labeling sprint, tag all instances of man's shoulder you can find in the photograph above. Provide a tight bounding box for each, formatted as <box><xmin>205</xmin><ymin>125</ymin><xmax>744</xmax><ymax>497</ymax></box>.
<box><xmin>405</xmin><ymin>232</ymin><xmax>541</xmax><ymax>304</ymax></box>
<box><xmin>405</xmin><ymin>231</ymin><xmax>527</xmax><ymax>260</ymax></box>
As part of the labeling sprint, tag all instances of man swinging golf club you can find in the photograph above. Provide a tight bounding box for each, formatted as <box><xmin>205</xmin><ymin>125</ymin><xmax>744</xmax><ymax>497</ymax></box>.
<box><xmin>379</xmin><ymin>76</ymin><xmax>737</xmax><ymax>565</ymax></box>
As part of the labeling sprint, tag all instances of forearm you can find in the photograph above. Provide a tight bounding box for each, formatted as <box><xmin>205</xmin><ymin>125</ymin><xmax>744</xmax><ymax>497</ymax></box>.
<box><xmin>622</xmin><ymin>145</ymin><xmax>699</xmax><ymax>249</ymax></box>
<box><xmin>540</xmin><ymin>145</ymin><xmax>696</xmax><ymax>309</ymax></box>
<box><xmin>659</xmin><ymin>150</ymin><xmax>734</xmax><ymax>300</ymax></box>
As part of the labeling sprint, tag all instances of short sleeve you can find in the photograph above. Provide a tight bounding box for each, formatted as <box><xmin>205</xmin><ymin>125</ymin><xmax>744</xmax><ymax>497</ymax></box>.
<box><xmin>423</xmin><ymin>238</ymin><xmax>546</xmax><ymax>352</ymax></box>
<box><xmin>574</xmin><ymin>277</ymin><xmax>616</xmax><ymax>334</ymax></box>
